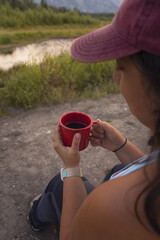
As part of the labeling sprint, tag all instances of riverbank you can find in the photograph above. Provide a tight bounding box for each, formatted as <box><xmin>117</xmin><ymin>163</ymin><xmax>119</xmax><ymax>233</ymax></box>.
<box><xmin>0</xmin><ymin>24</ymin><xmax>106</xmax><ymax>53</ymax></box>
<box><xmin>0</xmin><ymin>50</ymin><xmax>118</xmax><ymax>117</ymax></box>
<box><xmin>0</xmin><ymin>39</ymin><xmax>73</xmax><ymax>70</ymax></box>
<box><xmin>0</xmin><ymin>93</ymin><xmax>150</xmax><ymax>240</ymax></box>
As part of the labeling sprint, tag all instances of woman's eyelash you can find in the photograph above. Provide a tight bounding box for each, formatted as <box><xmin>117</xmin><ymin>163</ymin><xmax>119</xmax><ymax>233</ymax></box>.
<box><xmin>116</xmin><ymin>66</ymin><xmax>124</xmax><ymax>71</ymax></box>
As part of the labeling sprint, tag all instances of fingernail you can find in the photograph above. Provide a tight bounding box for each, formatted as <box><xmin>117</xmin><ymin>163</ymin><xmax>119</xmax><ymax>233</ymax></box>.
<box><xmin>97</xmin><ymin>119</ymin><xmax>101</xmax><ymax>124</ymax></box>
<box><xmin>75</xmin><ymin>133</ymin><xmax>80</xmax><ymax>139</ymax></box>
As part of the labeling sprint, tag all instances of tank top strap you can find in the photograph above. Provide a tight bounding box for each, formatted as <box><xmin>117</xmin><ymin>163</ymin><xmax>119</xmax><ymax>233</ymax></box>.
<box><xmin>110</xmin><ymin>150</ymin><xmax>160</xmax><ymax>180</ymax></box>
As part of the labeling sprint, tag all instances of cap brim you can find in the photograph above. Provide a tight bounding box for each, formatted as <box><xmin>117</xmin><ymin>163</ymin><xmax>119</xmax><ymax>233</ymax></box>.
<box><xmin>71</xmin><ymin>24</ymin><xmax>140</xmax><ymax>63</ymax></box>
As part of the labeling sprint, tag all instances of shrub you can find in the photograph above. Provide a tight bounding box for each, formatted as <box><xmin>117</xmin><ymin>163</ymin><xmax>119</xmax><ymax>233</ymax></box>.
<box><xmin>0</xmin><ymin>4</ymin><xmax>102</xmax><ymax>28</ymax></box>
<box><xmin>4</xmin><ymin>53</ymin><xmax>119</xmax><ymax>109</ymax></box>
<box><xmin>0</xmin><ymin>34</ymin><xmax>13</xmax><ymax>44</ymax></box>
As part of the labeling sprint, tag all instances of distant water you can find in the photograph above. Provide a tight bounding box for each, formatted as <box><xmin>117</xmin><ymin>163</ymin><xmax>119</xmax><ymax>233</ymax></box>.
<box><xmin>0</xmin><ymin>39</ymin><xmax>73</xmax><ymax>71</ymax></box>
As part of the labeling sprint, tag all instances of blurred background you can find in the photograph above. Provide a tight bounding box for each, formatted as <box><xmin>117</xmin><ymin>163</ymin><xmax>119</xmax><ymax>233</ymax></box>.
<box><xmin>0</xmin><ymin>0</ymin><xmax>123</xmax><ymax>116</ymax></box>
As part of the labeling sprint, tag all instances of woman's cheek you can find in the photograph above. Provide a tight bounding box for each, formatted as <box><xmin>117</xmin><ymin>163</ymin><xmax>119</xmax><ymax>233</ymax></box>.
<box><xmin>119</xmin><ymin>80</ymin><xmax>127</xmax><ymax>100</ymax></box>
<box><xmin>119</xmin><ymin>81</ymin><xmax>135</xmax><ymax>115</ymax></box>
<box><xmin>113</xmin><ymin>69</ymin><xmax>121</xmax><ymax>83</ymax></box>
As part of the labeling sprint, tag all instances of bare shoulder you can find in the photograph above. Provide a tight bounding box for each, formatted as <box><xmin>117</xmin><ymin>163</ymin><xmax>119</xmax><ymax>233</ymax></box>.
<box><xmin>71</xmin><ymin>163</ymin><xmax>159</xmax><ymax>240</ymax></box>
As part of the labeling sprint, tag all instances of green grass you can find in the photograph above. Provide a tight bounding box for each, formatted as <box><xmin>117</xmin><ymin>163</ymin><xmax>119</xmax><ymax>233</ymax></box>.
<box><xmin>0</xmin><ymin>25</ymin><xmax>106</xmax><ymax>48</ymax></box>
<box><xmin>0</xmin><ymin>52</ymin><xmax>119</xmax><ymax>115</ymax></box>
<box><xmin>0</xmin><ymin>20</ymin><xmax>110</xmax><ymax>52</ymax></box>
<box><xmin>0</xmin><ymin>2</ymin><xmax>111</xmax><ymax>50</ymax></box>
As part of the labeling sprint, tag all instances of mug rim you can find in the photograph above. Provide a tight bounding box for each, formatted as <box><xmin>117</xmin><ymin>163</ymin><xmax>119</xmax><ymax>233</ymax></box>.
<box><xmin>59</xmin><ymin>111</ymin><xmax>93</xmax><ymax>131</ymax></box>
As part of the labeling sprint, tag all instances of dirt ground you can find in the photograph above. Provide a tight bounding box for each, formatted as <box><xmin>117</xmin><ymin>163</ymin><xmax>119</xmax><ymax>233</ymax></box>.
<box><xmin>0</xmin><ymin>93</ymin><xmax>150</xmax><ymax>240</ymax></box>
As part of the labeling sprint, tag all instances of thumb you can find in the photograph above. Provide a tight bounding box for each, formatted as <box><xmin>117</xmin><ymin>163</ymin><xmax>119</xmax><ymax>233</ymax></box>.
<box><xmin>97</xmin><ymin>119</ymin><xmax>113</xmax><ymax>134</ymax></box>
<box><xmin>97</xmin><ymin>119</ymin><xmax>105</xmax><ymax>132</ymax></box>
<box><xmin>71</xmin><ymin>133</ymin><xmax>81</xmax><ymax>152</ymax></box>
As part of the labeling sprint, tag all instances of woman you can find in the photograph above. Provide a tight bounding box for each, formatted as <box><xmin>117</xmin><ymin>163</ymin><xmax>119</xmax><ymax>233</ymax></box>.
<box><xmin>28</xmin><ymin>0</ymin><xmax>160</xmax><ymax>239</ymax></box>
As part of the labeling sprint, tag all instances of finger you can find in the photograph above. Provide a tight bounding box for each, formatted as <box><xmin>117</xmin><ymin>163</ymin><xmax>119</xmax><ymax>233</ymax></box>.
<box><xmin>92</xmin><ymin>119</ymin><xmax>113</xmax><ymax>138</ymax></box>
<box><xmin>91</xmin><ymin>121</ymin><xmax>104</xmax><ymax>138</ymax></box>
<box><xmin>53</xmin><ymin>124</ymin><xmax>61</xmax><ymax>142</ymax></box>
<box><xmin>90</xmin><ymin>136</ymin><xmax>101</xmax><ymax>146</ymax></box>
<box><xmin>92</xmin><ymin>119</ymin><xmax>105</xmax><ymax>133</ymax></box>
<box><xmin>53</xmin><ymin>124</ymin><xmax>64</xmax><ymax>150</ymax></box>
<box><xmin>96</xmin><ymin>119</ymin><xmax>106</xmax><ymax>132</ymax></box>
<box><xmin>90</xmin><ymin>127</ymin><xmax>104</xmax><ymax>138</ymax></box>
<box><xmin>98</xmin><ymin>119</ymin><xmax>114</xmax><ymax>132</ymax></box>
<box><xmin>92</xmin><ymin>122</ymin><xmax>100</xmax><ymax>131</ymax></box>
<box><xmin>71</xmin><ymin>133</ymin><xmax>81</xmax><ymax>152</ymax></box>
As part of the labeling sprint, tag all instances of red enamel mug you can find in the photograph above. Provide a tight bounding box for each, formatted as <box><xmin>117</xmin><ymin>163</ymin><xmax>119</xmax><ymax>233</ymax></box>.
<box><xmin>59</xmin><ymin>112</ymin><xmax>95</xmax><ymax>151</ymax></box>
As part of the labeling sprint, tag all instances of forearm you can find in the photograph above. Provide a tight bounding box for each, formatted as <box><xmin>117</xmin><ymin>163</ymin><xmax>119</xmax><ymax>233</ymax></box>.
<box><xmin>60</xmin><ymin>177</ymin><xmax>87</xmax><ymax>240</ymax></box>
<box><xmin>115</xmin><ymin>139</ymin><xmax>146</xmax><ymax>166</ymax></box>
<box><xmin>90</xmin><ymin>120</ymin><xmax>146</xmax><ymax>165</ymax></box>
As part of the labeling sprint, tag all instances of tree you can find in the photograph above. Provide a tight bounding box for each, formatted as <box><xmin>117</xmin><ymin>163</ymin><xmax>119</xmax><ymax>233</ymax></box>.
<box><xmin>41</xmin><ymin>0</ymin><xmax>47</xmax><ymax>8</ymax></box>
<box><xmin>0</xmin><ymin>0</ymin><xmax>9</xmax><ymax>4</ymax></box>
<box><xmin>9</xmin><ymin>0</ymin><xmax>19</xmax><ymax>8</ymax></box>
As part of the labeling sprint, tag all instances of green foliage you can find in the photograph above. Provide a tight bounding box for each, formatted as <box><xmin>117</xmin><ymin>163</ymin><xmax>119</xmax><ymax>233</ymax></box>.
<box><xmin>0</xmin><ymin>69</ymin><xmax>9</xmax><ymax>116</ymax></box>
<box><xmin>0</xmin><ymin>31</ymin><xmax>50</xmax><ymax>44</ymax></box>
<box><xmin>0</xmin><ymin>0</ymin><xmax>37</xmax><ymax>10</ymax></box>
<box><xmin>3</xmin><ymin>53</ymin><xmax>119</xmax><ymax>110</ymax></box>
<box><xmin>0</xmin><ymin>3</ymin><xmax>101</xmax><ymax>28</ymax></box>
<box><xmin>0</xmin><ymin>26</ymin><xmax>104</xmax><ymax>47</ymax></box>
<box><xmin>5</xmin><ymin>64</ymin><xmax>48</xmax><ymax>108</ymax></box>
<box><xmin>0</xmin><ymin>69</ymin><xmax>6</xmax><ymax>87</ymax></box>
<box><xmin>83</xmin><ymin>12</ymin><xmax>115</xmax><ymax>21</ymax></box>
<box><xmin>0</xmin><ymin>34</ymin><xmax>13</xmax><ymax>44</ymax></box>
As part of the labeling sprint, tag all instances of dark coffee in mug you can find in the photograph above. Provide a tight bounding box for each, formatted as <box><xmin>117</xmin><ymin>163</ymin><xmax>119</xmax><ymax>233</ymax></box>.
<box><xmin>65</xmin><ymin>122</ymin><xmax>87</xmax><ymax>129</ymax></box>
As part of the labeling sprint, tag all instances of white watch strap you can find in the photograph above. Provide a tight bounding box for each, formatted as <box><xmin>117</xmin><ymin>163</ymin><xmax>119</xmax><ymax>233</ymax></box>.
<box><xmin>60</xmin><ymin>168</ymin><xmax>83</xmax><ymax>181</ymax></box>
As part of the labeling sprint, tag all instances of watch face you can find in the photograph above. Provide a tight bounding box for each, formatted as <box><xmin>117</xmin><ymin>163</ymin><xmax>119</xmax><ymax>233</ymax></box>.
<box><xmin>63</xmin><ymin>170</ymin><xmax>67</xmax><ymax>178</ymax></box>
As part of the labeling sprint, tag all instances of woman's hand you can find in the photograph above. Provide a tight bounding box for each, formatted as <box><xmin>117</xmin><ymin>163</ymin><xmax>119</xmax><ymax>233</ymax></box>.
<box><xmin>53</xmin><ymin>124</ymin><xmax>81</xmax><ymax>168</ymax></box>
<box><xmin>90</xmin><ymin>119</ymin><xmax>125</xmax><ymax>151</ymax></box>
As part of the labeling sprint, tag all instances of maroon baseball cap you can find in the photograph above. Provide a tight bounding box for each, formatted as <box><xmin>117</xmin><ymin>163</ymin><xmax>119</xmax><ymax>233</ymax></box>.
<box><xmin>71</xmin><ymin>0</ymin><xmax>160</xmax><ymax>63</ymax></box>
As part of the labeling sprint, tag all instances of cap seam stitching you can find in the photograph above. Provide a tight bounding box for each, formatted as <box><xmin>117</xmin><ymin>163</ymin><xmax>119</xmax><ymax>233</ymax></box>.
<box><xmin>134</xmin><ymin>0</ymin><xmax>154</xmax><ymax>42</ymax></box>
<box><xmin>111</xmin><ymin>25</ymin><xmax>139</xmax><ymax>49</ymax></box>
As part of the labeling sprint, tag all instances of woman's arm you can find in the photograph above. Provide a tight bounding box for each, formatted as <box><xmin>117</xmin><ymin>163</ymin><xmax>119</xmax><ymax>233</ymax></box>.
<box><xmin>60</xmin><ymin>177</ymin><xmax>87</xmax><ymax>240</ymax></box>
<box><xmin>53</xmin><ymin>124</ymin><xmax>87</xmax><ymax>240</ymax></box>
<box><xmin>114</xmin><ymin>139</ymin><xmax>146</xmax><ymax>165</ymax></box>
<box><xmin>90</xmin><ymin>119</ymin><xmax>145</xmax><ymax>165</ymax></box>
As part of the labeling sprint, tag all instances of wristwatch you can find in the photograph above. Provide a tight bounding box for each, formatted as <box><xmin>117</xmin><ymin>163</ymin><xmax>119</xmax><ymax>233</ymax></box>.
<box><xmin>60</xmin><ymin>168</ymin><xmax>83</xmax><ymax>181</ymax></box>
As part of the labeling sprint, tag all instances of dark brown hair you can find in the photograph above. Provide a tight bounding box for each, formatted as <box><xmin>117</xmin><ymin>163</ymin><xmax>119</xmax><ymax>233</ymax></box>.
<box><xmin>131</xmin><ymin>51</ymin><xmax>160</xmax><ymax>235</ymax></box>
